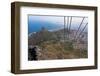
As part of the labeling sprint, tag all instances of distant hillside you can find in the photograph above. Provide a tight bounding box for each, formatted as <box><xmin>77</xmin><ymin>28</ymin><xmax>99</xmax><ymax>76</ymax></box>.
<box><xmin>28</xmin><ymin>27</ymin><xmax>87</xmax><ymax>46</ymax></box>
<box><xmin>28</xmin><ymin>27</ymin><xmax>58</xmax><ymax>46</ymax></box>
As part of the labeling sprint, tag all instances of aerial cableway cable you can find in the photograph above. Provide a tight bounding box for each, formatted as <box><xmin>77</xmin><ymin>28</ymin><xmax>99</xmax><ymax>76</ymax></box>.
<box><xmin>75</xmin><ymin>23</ymin><xmax>88</xmax><ymax>41</ymax></box>
<box><xmin>74</xmin><ymin>17</ymin><xmax>85</xmax><ymax>41</ymax></box>
<box><xmin>64</xmin><ymin>16</ymin><xmax>66</xmax><ymax>42</ymax></box>
<box><xmin>68</xmin><ymin>16</ymin><xmax>72</xmax><ymax>39</ymax></box>
<box><xmin>65</xmin><ymin>16</ymin><xmax>69</xmax><ymax>39</ymax></box>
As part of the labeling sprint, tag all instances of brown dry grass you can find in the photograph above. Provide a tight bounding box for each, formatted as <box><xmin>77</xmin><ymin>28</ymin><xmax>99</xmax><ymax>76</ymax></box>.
<box><xmin>37</xmin><ymin>41</ymin><xmax>87</xmax><ymax>60</ymax></box>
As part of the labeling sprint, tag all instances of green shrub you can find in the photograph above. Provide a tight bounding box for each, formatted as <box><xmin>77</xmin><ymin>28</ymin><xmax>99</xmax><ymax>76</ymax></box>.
<box><xmin>64</xmin><ymin>41</ymin><xmax>74</xmax><ymax>51</ymax></box>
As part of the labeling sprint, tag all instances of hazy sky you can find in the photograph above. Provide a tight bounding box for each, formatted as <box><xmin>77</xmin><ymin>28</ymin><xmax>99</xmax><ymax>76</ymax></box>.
<box><xmin>28</xmin><ymin>15</ymin><xmax>88</xmax><ymax>34</ymax></box>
